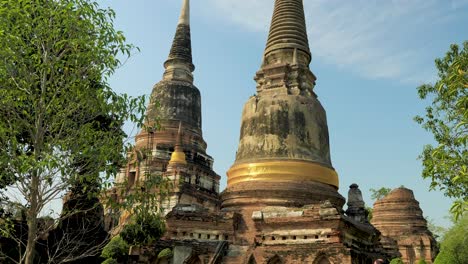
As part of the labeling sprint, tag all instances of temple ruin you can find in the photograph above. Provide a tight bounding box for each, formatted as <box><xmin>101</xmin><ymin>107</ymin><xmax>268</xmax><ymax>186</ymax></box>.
<box><xmin>107</xmin><ymin>0</ymin><xmax>438</xmax><ymax>263</ymax></box>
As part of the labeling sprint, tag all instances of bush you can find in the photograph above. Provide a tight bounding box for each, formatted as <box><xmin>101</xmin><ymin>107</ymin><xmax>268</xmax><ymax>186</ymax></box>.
<box><xmin>101</xmin><ymin>236</ymin><xmax>129</xmax><ymax>260</ymax></box>
<box><xmin>390</xmin><ymin>258</ymin><xmax>404</xmax><ymax>264</ymax></box>
<box><xmin>434</xmin><ymin>216</ymin><xmax>468</xmax><ymax>264</ymax></box>
<box><xmin>101</xmin><ymin>258</ymin><xmax>118</xmax><ymax>264</ymax></box>
<box><xmin>158</xmin><ymin>248</ymin><xmax>173</xmax><ymax>259</ymax></box>
<box><xmin>417</xmin><ymin>260</ymin><xmax>427</xmax><ymax>264</ymax></box>
<box><xmin>120</xmin><ymin>214</ymin><xmax>165</xmax><ymax>246</ymax></box>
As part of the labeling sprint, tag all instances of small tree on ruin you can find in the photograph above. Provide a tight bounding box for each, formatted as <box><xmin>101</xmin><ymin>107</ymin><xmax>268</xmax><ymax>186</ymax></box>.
<box><xmin>369</xmin><ymin>187</ymin><xmax>392</xmax><ymax>201</ymax></box>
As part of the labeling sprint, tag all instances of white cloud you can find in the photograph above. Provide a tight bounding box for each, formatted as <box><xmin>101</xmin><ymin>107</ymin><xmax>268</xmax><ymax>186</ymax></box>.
<box><xmin>206</xmin><ymin>0</ymin><xmax>466</xmax><ymax>83</ymax></box>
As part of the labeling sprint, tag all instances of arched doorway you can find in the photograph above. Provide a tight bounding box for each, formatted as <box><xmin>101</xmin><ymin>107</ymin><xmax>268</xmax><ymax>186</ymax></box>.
<box><xmin>248</xmin><ymin>254</ymin><xmax>257</xmax><ymax>264</ymax></box>
<box><xmin>156</xmin><ymin>257</ymin><xmax>170</xmax><ymax>264</ymax></box>
<box><xmin>267</xmin><ymin>255</ymin><xmax>283</xmax><ymax>264</ymax></box>
<box><xmin>406</xmin><ymin>246</ymin><xmax>416</xmax><ymax>264</ymax></box>
<box><xmin>314</xmin><ymin>255</ymin><xmax>331</xmax><ymax>264</ymax></box>
<box><xmin>186</xmin><ymin>255</ymin><xmax>202</xmax><ymax>264</ymax></box>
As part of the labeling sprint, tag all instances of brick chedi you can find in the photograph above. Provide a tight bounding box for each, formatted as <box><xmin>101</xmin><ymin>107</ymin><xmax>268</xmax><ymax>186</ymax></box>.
<box><xmin>223</xmin><ymin>0</ymin><xmax>344</xmax><ymax>211</ymax></box>
<box><xmin>111</xmin><ymin>0</ymin><xmax>220</xmax><ymax>227</ymax></box>
<box><xmin>213</xmin><ymin>0</ymin><xmax>391</xmax><ymax>262</ymax></box>
<box><xmin>371</xmin><ymin>187</ymin><xmax>438</xmax><ymax>264</ymax></box>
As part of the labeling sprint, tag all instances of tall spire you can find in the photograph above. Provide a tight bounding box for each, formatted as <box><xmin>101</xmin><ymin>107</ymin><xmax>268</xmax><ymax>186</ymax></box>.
<box><xmin>178</xmin><ymin>0</ymin><xmax>190</xmax><ymax>25</ymax></box>
<box><xmin>145</xmin><ymin>0</ymin><xmax>204</xmax><ymax>134</ymax></box>
<box><xmin>254</xmin><ymin>0</ymin><xmax>316</xmax><ymax>95</ymax></box>
<box><xmin>263</xmin><ymin>0</ymin><xmax>311</xmax><ymax>65</ymax></box>
<box><xmin>163</xmin><ymin>0</ymin><xmax>194</xmax><ymax>82</ymax></box>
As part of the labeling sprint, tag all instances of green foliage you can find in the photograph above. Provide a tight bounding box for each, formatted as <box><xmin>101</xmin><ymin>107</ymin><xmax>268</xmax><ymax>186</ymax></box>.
<box><xmin>415</xmin><ymin>41</ymin><xmax>468</xmax><ymax>220</ymax></box>
<box><xmin>157</xmin><ymin>248</ymin><xmax>173</xmax><ymax>259</ymax></box>
<box><xmin>101</xmin><ymin>258</ymin><xmax>118</xmax><ymax>264</ymax></box>
<box><xmin>366</xmin><ymin>206</ymin><xmax>373</xmax><ymax>221</ymax></box>
<box><xmin>417</xmin><ymin>260</ymin><xmax>427</xmax><ymax>264</ymax></box>
<box><xmin>434</xmin><ymin>215</ymin><xmax>468</xmax><ymax>264</ymax></box>
<box><xmin>120</xmin><ymin>213</ymin><xmax>166</xmax><ymax>246</ymax></box>
<box><xmin>369</xmin><ymin>187</ymin><xmax>392</xmax><ymax>201</ymax></box>
<box><xmin>116</xmin><ymin>171</ymin><xmax>172</xmax><ymax>217</ymax></box>
<box><xmin>101</xmin><ymin>235</ymin><xmax>129</xmax><ymax>260</ymax></box>
<box><xmin>389</xmin><ymin>258</ymin><xmax>404</xmax><ymax>264</ymax></box>
<box><xmin>0</xmin><ymin>0</ymin><xmax>146</xmax><ymax>262</ymax></box>
<box><xmin>0</xmin><ymin>0</ymin><xmax>146</xmax><ymax>189</ymax></box>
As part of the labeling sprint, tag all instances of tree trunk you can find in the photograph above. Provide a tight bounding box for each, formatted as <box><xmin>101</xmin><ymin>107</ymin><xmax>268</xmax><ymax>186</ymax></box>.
<box><xmin>25</xmin><ymin>86</ymin><xmax>44</xmax><ymax>264</ymax></box>
<box><xmin>25</xmin><ymin>172</ymin><xmax>39</xmax><ymax>264</ymax></box>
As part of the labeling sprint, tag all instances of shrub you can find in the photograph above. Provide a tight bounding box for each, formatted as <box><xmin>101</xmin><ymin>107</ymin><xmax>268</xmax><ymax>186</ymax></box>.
<box><xmin>101</xmin><ymin>258</ymin><xmax>118</xmax><ymax>264</ymax></box>
<box><xmin>120</xmin><ymin>214</ymin><xmax>165</xmax><ymax>245</ymax></box>
<box><xmin>101</xmin><ymin>236</ymin><xmax>129</xmax><ymax>260</ymax></box>
<box><xmin>158</xmin><ymin>248</ymin><xmax>173</xmax><ymax>259</ymax></box>
<box><xmin>390</xmin><ymin>258</ymin><xmax>404</xmax><ymax>264</ymax></box>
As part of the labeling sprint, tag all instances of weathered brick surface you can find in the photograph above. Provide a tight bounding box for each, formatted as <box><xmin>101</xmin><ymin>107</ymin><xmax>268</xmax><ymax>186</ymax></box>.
<box><xmin>372</xmin><ymin>188</ymin><xmax>438</xmax><ymax>263</ymax></box>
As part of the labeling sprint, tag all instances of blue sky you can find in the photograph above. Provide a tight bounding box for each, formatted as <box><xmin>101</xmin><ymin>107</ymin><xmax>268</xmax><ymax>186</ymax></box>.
<box><xmin>101</xmin><ymin>0</ymin><xmax>468</xmax><ymax>228</ymax></box>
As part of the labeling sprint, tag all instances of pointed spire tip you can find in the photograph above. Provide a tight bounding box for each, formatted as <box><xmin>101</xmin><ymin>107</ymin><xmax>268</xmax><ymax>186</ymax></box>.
<box><xmin>178</xmin><ymin>0</ymin><xmax>190</xmax><ymax>25</ymax></box>
<box><xmin>264</xmin><ymin>0</ymin><xmax>310</xmax><ymax>60</ymax></box>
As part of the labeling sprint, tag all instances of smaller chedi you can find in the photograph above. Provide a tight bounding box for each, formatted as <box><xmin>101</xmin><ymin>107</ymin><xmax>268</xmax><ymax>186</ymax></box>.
<box><xmin>372</xmin><ymin>187</ymin><xmax>439</xmax><ymax>264</ymax></box>
<box><xmin>346</xmin><ymin>183</ymin><xmax>369</xmax><ymax>224</ymax></box>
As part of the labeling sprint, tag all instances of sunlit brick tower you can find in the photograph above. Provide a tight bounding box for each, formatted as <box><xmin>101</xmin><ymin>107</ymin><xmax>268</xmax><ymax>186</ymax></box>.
<box><xmin>372</xmin><ymin>188</ymin><xmax>438</xmax><ymax>263</ymax></box>
<box><xmin>218</xmin><ymin>0</ymin><xmax>391</xmax><ymax>262</ymax></box>
<box><xmin>112</xmin><ymin>0</ymin><xmax>220</xmax><ymax>226</ymax></box>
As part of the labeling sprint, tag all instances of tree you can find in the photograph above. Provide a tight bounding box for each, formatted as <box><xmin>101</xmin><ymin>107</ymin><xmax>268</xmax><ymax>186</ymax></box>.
<box><xmin>99</xmin><ymin>178</ymin><xmax>168</xmax><ymax>263</ymax></box>
<box><xmin>120</xmin><ymin>213</ymin><xmax>166</xmax><ymax>246</ymax></box>
<box><xmin>0</xmin><ymin>0</ymin><xmax>146</xmax><ymax>263</ymax></box>
<box><xmin>118</xmin><ymin>173</ymin><xmax>169</xmax><ymax>246</ymax></box>
<box><xmin>415</xmin><ymin>41</ymin><xmax>468</xmax><ymax>220</ymax></box>
<box><xmin>434</xmin><ymin>215</ymin><xmax>468</xmax><ymax>264</ymax></box>
<box><xmin>369</xmin><ymin>187</ymin><xmax>392</xmax><ymax>201</ymax></box>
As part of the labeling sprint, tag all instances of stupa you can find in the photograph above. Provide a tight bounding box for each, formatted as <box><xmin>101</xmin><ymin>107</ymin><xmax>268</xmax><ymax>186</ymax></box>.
<box><xmin>372</xmin><ymin>188</ymin><xmax>438</xmax><ymax>263</ymax></box>
<box><xmin>108</xmin><ymin>0</ymin><xmax>220</xmax><ymax>229</ymax></box>
<box><xmin>222</xmin><ymin>0</ymin><xmax>344</xmax><ymax>211</ymax></box>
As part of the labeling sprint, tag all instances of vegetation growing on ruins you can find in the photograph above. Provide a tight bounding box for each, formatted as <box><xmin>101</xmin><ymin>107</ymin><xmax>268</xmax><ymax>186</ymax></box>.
<box><xmin>369</xmin><ymin>187</ymin><xmax>392</xmax><ymax>201</ymax></box>
<box><xmin>101</xmin><ymin>236</ymin><xmax>130</xmax><ymax>263</ymax></box>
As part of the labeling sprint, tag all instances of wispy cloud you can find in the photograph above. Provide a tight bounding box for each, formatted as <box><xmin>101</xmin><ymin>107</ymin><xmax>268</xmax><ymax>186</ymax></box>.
<box><xmin>206</xmin><ymin>0</ymin><xmax>467</xmax><ymax>83</ymax></box>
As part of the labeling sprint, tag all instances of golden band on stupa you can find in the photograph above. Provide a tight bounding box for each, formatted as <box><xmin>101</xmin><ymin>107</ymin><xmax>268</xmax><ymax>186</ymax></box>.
<box><xmin>227</xmin><ymin>160</ymin><xmax>339</xmax><ymax>187</ymax></box>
